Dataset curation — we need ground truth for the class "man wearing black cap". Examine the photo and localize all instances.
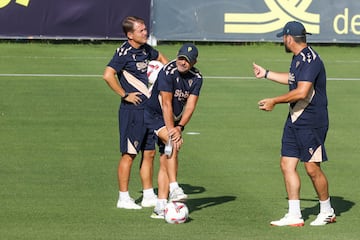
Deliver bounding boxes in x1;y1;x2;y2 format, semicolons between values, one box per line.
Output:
252;21;336;226
145;43;203;219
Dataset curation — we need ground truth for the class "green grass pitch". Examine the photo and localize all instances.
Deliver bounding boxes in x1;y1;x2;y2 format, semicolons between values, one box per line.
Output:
0;42;359;239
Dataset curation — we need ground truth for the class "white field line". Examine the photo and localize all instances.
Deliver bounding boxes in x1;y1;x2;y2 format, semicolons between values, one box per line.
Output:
0;74;103;78
0;56;107;60
0;73;359;81
1;55;360;63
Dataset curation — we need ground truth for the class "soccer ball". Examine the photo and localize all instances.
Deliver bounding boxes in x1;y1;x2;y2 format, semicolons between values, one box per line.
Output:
147;60;163;85
164;202;189;224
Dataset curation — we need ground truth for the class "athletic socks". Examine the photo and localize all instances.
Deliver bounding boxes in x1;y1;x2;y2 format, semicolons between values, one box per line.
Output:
143;188;156;198
169;182;180;192
287;198;332;217
156;199;167;210
120;189;156;201
119;191;130;201
319;197;332;213
288;199;302;217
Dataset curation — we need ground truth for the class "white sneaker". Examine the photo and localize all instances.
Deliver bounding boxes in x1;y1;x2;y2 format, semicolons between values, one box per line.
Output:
150;206;165;219
270;214;304;227
116;198;142;209
310;208;336;226
169;187;188;202
141;195;158;207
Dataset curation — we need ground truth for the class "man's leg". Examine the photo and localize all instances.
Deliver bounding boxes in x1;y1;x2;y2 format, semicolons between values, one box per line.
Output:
281;156;301;201
157;154;170;199
150;154;169;219
271;156;304;226
304;162;329;200
118;153;135;192
140;150;156;189
117;153;142;209
305;162;336;226
156;128;187;202
140;150;157;207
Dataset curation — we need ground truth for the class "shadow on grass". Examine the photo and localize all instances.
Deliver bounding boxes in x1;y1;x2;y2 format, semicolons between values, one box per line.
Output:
301;196;355;221
186;196;237;213
181;183;237;214
136;183;236;216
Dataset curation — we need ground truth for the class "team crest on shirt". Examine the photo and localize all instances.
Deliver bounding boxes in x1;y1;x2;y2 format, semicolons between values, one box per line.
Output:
306;53;313;63
188;79;193;87
176;77;180;83
296;61;300;68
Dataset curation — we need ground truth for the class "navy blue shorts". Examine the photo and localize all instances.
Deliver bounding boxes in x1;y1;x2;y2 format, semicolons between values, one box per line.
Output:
144;109;165;134
144;109;170;154
281;125;328;162
119;108;156;154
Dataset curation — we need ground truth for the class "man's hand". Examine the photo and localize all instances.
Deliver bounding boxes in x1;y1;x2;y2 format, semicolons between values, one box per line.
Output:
258;98;276;111
253;62;266;79
169;127;183;150
124;92;142;105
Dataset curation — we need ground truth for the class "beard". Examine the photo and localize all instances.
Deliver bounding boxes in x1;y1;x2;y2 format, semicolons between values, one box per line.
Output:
284;43;291;53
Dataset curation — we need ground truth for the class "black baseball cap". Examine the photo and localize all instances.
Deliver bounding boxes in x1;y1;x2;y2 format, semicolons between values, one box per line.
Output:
177;43;198;64
276;21;312;37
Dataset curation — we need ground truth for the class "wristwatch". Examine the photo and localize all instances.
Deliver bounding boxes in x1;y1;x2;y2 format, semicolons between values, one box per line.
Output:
177;124;185;131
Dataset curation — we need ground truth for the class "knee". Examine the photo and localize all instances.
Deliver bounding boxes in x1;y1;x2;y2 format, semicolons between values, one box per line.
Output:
143;150;156;161
305;163;322;179
148;151;156;159
306;169;317;179
280;161;295;175
120;154;135;164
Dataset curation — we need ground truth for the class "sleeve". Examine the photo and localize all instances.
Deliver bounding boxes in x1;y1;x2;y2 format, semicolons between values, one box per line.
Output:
107;49;125;73
297;58;321;84
144;44;159;61
189;71;203;96
157;70;173;93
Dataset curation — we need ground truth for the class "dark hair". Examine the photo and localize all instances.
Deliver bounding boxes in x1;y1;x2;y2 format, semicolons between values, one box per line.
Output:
122;16;145;36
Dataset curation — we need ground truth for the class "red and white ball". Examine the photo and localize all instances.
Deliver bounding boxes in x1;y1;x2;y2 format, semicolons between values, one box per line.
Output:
147;60;164;85
164;202;189;224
